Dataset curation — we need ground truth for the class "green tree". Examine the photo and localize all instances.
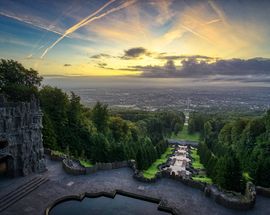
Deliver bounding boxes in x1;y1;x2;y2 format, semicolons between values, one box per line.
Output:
39;86;69;148
0;59;42;101
214;153;243;192
42;113;57;149
91;102;109;133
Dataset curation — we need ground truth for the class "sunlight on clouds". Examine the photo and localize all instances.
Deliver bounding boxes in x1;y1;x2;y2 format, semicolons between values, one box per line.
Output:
1;0;269;76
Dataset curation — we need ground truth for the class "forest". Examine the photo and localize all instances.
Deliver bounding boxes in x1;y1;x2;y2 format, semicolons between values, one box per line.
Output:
1;59;269;191
188;111;270;191
0;59;185;171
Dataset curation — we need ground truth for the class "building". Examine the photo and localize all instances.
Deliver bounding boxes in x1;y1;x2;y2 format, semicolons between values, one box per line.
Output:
0;96;46;177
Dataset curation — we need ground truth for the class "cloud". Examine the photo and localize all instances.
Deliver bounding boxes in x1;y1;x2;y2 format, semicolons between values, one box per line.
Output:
90;53;112;59
122;47;152;59
124;57;270;82
64;64;72;67
156;54;215;61
97;62;107;68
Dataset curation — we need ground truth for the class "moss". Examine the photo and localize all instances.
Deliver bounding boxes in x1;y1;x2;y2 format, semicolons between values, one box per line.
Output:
143;147;174;179
51;150;65;157
243;172;253;181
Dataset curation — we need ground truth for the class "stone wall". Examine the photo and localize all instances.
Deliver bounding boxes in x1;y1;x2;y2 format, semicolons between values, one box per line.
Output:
162;169;256;210
256;186;270;198
62;159;86;175
0;96;46;176
162;170;206;191
62;158;130;175
85;161;129;174
205;182;256;210
45;190;177;215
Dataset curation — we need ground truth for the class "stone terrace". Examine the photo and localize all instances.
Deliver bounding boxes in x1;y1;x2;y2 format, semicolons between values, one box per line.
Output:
163;145;191;179
0;157;270;215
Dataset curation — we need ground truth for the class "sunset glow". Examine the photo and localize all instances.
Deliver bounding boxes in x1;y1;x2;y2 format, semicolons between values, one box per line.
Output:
1;0;270;80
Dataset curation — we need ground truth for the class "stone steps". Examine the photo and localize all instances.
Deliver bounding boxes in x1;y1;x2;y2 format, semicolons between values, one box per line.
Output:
0;176;49;212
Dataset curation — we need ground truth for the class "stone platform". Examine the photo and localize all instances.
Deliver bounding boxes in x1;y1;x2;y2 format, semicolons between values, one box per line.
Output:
0;157;270;215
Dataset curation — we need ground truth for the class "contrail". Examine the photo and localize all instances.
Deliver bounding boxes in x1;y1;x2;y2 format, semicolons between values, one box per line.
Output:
208;0;227;25
206;19;221;25
41;0;116;58
0;11;65;36
41;0;135;58
181;24;214;45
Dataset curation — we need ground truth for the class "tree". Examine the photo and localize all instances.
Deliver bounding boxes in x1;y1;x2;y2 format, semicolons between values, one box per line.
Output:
67;92;82;125
108;116;129;142
91;133;110;162
214;153;243;192
39;86;69;148
146;117;164;143
91;102;109;133
42;113;57;149
0;59;42;101
255;157;270;187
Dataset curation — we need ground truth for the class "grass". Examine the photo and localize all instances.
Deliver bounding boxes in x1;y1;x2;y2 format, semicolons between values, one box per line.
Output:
79;159;93;168
171;125;200;142
190;148;213;184
190;148;204;169
192;176;213;184
143;147;174;179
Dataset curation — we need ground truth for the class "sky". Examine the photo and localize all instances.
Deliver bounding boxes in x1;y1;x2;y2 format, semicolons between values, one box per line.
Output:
0;0;270;85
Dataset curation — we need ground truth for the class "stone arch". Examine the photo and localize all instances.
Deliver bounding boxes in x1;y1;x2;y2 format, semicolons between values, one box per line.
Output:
0;140;8;149
0;155;15;177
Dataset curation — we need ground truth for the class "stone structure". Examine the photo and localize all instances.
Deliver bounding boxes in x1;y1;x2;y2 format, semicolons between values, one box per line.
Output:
0;96;46;177
163;145;191;179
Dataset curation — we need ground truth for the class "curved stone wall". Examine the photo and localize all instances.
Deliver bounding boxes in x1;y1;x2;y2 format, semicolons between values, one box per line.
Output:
256;186;270;198
62;158;130;175
45;190;177;215
62;159;86;175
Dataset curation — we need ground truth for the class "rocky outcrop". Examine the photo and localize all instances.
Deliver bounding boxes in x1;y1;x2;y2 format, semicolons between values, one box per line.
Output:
0;96;46;176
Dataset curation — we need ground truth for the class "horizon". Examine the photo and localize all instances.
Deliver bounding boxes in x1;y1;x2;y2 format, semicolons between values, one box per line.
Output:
0;1;270;213
0;0;270;86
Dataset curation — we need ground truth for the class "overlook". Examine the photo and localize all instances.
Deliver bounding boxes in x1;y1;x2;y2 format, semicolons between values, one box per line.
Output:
0;0;270;214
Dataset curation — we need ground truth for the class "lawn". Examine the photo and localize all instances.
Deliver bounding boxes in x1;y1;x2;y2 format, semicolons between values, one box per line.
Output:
190;148;204;169
143;147;174;179
171;125;200;142
192;176;213;184
190;148;212;184
79;159;93;168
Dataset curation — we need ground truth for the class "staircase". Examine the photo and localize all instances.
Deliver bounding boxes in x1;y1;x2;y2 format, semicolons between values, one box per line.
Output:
0;176;49;212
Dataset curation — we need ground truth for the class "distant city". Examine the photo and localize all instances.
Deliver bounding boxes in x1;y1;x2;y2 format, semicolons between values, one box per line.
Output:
63;86;270;113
